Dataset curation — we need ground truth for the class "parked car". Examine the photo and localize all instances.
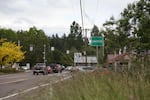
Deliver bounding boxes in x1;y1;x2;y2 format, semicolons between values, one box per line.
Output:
77;66;97;72
65;66;79;72
49;64;63;73
33;63;48;75
46;66;52;74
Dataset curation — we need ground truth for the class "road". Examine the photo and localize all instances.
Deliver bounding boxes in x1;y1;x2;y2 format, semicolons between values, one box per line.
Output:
0;71;71;100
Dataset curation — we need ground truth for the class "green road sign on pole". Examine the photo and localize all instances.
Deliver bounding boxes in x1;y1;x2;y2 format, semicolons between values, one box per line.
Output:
91;36;105;66
91;36;104;46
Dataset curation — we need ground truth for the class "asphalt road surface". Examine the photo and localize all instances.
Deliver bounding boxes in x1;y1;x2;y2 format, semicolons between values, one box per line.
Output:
0;71;71;100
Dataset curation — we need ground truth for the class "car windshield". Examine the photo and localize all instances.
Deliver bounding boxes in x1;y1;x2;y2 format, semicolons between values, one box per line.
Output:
36;63;45;66
34;63;45;69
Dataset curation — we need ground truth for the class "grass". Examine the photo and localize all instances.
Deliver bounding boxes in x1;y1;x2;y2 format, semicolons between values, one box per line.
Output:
49;71;150;100
22;69;150;100
0;72;4;75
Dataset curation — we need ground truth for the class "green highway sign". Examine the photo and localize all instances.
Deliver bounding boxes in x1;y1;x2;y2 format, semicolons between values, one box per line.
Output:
91;36;104;46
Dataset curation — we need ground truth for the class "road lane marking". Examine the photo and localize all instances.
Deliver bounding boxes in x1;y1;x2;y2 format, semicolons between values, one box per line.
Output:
0;93;19;100
21;86;39;93
0;75;72;100
0;74;30;79
0;79;28;85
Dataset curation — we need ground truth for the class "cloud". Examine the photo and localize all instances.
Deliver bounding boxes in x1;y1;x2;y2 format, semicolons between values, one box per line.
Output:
0;0;30;14
0;0;138;36
41;26;70;37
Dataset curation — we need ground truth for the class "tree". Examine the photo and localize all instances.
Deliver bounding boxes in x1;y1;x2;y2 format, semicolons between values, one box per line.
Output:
102;0;150;55
117;0;150;52
60;53;73;66
0;28;18;42
102;16;119;54
91;25;100;36
0;39;24;66
17;27;50;66
68;21;84;51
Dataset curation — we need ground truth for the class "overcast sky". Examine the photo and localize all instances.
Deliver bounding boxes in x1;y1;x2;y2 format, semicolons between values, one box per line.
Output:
0;0;138;36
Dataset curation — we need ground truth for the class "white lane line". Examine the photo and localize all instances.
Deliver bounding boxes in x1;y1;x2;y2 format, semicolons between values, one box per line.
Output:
21;86;39;93
0;93;19;100
0;75;72;100
0;74;29;80
40;83;49;87
0;79;28;85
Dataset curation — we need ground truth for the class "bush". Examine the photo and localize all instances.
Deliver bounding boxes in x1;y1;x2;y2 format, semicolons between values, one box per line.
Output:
0;68;18;73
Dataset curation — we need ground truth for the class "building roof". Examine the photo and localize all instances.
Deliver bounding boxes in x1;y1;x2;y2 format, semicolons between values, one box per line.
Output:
107;53;130;63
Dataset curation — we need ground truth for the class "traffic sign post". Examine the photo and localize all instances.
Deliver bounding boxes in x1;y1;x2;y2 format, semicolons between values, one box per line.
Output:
91;36;104;66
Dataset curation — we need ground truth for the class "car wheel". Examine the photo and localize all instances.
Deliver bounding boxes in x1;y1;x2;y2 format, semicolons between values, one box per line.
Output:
33;72;35;75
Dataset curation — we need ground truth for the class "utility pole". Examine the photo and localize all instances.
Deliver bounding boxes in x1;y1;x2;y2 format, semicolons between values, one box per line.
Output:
84;28;91;66
80;0;91;66
80;0;84;32
43;44;46;64
85;29;87;66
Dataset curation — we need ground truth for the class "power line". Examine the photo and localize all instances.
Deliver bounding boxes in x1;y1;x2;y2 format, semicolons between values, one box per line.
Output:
83;10;95;25
94;0;100;24
81;0;100;26
80;0;84;33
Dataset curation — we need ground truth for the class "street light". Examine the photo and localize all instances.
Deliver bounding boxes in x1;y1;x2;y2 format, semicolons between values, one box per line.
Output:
66;50;70;54
18;40;20;46
51;47;55;51
29;44;34;51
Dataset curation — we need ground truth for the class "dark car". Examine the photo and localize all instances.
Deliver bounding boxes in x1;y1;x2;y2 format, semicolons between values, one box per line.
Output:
49;64;63;73
33;63;48;75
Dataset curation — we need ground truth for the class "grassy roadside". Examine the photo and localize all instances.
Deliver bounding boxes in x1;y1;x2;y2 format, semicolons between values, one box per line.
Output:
50;72;150;100
23;70;150;100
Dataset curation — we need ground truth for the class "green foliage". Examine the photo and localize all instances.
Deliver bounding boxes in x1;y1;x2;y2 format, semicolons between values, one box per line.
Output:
0;24;83;66
0;68;18;73
47;21;84;65
0;28;18;42
91;25;100;36
86;46;96;55
69;21;84;51
60;53;73;66
101;0;150;56
17;27;50;65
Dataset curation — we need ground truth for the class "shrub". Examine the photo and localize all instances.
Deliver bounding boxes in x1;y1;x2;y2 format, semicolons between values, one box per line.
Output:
0;68;18;73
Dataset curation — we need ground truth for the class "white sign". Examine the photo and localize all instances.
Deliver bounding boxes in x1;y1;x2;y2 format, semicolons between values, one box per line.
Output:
51;47;55;51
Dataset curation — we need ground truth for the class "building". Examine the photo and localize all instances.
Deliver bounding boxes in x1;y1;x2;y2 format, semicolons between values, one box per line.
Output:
107;53;131;71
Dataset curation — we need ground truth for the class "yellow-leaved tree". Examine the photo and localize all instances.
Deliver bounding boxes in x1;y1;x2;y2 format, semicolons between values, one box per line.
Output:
0;39;25;66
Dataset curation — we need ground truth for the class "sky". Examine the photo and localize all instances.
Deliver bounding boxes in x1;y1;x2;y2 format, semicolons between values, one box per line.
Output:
0;0;138;36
